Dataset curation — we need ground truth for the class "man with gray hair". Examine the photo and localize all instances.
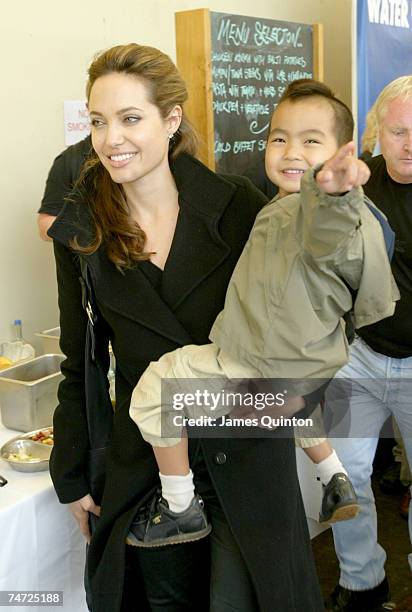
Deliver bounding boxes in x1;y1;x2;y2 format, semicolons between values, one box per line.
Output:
326;75;412;611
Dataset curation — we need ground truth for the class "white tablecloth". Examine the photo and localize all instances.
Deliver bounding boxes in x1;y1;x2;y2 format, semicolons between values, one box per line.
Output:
0;421;325;612
0;423;88;612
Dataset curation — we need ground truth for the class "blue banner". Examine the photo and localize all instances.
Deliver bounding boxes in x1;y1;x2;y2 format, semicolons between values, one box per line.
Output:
357;0;412;151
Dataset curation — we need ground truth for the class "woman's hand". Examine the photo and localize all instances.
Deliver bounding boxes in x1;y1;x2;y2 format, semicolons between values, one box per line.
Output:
69;494;101;543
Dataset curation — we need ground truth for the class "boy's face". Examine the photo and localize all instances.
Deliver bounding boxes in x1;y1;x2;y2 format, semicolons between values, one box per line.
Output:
265;97;339;198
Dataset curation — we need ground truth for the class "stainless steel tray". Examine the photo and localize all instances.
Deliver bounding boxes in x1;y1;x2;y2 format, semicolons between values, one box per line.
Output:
0;354;63;432
35;327;62;355
0;427;53;472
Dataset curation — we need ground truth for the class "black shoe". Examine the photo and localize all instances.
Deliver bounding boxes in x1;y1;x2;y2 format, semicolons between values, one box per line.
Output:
126;493;211;548
325;578;394;611
319;473;360;523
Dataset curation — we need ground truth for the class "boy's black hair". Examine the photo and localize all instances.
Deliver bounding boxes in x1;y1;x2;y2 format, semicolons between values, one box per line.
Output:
277;79;354;146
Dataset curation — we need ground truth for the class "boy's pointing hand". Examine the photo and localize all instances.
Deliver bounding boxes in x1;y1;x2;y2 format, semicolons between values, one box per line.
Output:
315;141;371;194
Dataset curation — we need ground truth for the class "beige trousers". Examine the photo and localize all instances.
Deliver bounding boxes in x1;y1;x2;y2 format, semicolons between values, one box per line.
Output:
294;404;326;448
130;344;252;447
130;343;326;448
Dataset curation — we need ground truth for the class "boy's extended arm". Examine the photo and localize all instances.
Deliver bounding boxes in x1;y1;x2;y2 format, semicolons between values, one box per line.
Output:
298;142;371;260
296;142;398;325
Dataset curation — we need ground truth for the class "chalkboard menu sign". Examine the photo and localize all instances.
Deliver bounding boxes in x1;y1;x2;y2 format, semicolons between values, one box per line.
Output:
211;12;314;175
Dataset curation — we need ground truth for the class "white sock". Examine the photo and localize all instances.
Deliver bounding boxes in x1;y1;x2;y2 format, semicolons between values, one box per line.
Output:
159;470;195;513
315;450;348;486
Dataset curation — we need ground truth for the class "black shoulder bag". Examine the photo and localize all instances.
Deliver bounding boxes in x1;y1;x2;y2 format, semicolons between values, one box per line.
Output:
78;258;114;513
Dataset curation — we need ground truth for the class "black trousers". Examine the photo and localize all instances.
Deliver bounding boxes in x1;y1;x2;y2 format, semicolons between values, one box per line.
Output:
120;447;258;612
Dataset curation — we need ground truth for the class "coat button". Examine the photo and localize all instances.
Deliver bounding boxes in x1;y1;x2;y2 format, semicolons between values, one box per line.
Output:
214;452;227;465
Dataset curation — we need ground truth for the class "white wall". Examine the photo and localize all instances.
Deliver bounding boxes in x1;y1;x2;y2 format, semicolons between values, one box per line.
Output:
0;0;352;351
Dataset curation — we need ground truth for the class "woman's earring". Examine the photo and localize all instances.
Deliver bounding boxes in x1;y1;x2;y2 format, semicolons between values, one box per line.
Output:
169;133;174;140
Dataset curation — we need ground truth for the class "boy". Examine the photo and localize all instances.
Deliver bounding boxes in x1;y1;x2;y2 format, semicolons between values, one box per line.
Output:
126;80;398;548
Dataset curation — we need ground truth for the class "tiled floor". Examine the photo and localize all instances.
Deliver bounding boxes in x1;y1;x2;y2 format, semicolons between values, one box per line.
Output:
312;478;411;611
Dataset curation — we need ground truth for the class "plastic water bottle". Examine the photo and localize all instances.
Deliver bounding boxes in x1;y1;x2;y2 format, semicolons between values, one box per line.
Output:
13;320;24;342
3;320;35;362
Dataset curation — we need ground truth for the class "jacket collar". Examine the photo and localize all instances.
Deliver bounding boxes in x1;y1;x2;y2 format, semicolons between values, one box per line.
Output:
162;155;236;310
49;154;235;247
49;154;237;344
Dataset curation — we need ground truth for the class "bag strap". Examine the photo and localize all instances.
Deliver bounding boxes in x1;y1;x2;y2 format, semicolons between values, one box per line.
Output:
78;257;97;363
77;257;113;449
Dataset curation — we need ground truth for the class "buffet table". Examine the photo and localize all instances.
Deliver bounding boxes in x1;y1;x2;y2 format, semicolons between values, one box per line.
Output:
0;421;88;612
0;418;325;612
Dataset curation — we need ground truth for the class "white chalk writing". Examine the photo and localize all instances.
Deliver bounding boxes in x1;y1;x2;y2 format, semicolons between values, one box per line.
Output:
211;12;313;171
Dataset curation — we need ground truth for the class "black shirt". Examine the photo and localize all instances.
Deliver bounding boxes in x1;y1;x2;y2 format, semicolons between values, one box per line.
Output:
242;154;278;200
39;135;92;215
358;155;412;357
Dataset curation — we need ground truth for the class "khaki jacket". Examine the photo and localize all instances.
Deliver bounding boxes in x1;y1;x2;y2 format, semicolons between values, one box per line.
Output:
210;168;399;383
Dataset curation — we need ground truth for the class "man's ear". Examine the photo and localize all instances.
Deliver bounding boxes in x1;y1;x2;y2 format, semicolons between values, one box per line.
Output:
167;105;183;135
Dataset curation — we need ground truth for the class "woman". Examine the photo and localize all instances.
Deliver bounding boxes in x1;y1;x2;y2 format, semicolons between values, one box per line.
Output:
49;43;323;611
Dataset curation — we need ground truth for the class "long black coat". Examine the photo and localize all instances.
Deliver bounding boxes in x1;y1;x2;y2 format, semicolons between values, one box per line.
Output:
49;154;323;612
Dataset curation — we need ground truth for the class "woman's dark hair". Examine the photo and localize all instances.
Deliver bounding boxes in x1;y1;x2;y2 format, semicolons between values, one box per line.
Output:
276;79;354;146
73;43;198;269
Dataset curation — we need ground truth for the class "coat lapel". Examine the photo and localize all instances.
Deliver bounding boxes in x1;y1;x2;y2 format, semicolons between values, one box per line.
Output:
49;154;236;345
91;255;194;346
161;155;235;310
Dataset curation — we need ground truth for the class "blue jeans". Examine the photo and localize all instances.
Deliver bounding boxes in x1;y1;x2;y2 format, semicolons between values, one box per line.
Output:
327;336;412;590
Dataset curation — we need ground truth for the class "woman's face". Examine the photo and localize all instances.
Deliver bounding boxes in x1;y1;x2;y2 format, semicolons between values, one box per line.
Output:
88;72;180;187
